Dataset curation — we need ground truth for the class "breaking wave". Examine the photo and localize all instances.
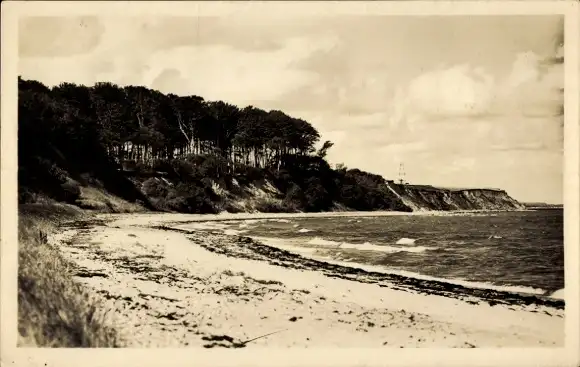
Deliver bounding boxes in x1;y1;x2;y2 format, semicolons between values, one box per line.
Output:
306;237;437;253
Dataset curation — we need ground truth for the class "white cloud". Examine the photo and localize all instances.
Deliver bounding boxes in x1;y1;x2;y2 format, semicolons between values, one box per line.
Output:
19;18;339;108
137;36;336;105
389;48;562;127
401;64;495;119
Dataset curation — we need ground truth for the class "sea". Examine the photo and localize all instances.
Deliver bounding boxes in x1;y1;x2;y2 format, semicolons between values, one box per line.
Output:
183;209;564;297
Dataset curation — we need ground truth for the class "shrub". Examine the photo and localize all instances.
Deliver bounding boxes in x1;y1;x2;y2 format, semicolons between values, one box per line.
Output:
75;199;110;211
303;178;332;212
133;161;153;175
18;188;37;204
60;179;81;203
170;159;201;182
235;165;265;183
142;178;169;198
166;183;218;214
152;159;172;173
254;198;286;213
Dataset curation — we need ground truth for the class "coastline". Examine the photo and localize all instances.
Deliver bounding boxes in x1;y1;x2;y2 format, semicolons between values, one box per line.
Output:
49;211;564;348
101;208;534;228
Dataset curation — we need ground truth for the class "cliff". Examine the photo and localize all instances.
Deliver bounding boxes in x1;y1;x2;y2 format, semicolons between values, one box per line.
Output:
18;77;526;215
385;183;525;212
179;178;525;214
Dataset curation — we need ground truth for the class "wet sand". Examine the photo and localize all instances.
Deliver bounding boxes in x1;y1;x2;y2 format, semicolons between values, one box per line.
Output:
49;212;564;348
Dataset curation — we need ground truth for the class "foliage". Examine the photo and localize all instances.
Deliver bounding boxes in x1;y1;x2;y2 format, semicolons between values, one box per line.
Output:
18;204;122;347
18;77;412;213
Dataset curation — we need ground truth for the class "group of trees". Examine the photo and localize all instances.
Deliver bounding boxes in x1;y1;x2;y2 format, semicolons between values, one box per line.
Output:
20;77;323;171
18;77;411;213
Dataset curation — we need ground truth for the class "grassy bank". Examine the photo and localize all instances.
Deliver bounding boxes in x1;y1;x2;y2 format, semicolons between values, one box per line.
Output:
18;203;122;347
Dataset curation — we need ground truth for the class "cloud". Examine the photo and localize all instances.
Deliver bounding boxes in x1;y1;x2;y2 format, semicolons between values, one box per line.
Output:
399;64;495;120
136;35;336;104
497;51;563;117
382;44;563;156
150;69;190;96
19;16;105;58
389;44;563;126
19;18;338;108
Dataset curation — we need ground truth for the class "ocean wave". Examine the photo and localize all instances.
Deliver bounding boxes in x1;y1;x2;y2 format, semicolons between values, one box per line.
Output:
269;219;291;223
307;255;550;296
250;236;320;255
298;228;313;233
252;236;552;297
306;237;437;253
395;237;418;245
185;222;229;230
307;237;339;246
224;229;248;236
383;269;550;296
243;219;263;224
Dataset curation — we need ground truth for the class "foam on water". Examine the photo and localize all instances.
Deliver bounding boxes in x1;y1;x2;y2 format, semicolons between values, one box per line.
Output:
254;236;549;296
269;219;291;223
396;238;418;245
307;237;339;246
183;222;229;231
307;237;436;253
251;236;320;255
183;211;562;298
224;229;248;236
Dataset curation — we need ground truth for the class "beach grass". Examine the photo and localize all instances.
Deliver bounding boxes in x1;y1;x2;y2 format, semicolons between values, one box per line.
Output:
17;203;122;347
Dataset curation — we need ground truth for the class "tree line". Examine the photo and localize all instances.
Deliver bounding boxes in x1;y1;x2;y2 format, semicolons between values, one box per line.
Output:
18;77;411;213
19;77;324;170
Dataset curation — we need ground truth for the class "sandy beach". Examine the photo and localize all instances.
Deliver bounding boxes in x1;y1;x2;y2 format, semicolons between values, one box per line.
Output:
49;212;564;348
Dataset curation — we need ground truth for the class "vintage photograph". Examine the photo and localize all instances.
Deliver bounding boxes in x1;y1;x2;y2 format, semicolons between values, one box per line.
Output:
3;1;576;362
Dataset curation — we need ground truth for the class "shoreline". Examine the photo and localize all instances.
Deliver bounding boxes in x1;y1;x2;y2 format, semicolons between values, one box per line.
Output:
160;226;563;310
156;210;565;301
99;208;537;228
51;212;564;348
245;235;564;300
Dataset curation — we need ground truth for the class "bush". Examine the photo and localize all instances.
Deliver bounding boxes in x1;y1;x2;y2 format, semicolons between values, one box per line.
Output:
18;188;37;204
60;179;81;203
303;178;332;212
75;199;110;211
152;159;172;173
133;161;153;175
221;201;244;213
170;159;201;182
254;198;286;213
142;178;170;198
235;165;265;183
166;183;218;214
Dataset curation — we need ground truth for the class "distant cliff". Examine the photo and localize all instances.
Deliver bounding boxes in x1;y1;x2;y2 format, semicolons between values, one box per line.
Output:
385;183;525;212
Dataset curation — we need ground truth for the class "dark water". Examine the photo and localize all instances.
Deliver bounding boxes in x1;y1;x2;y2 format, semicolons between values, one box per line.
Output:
189;210;564;295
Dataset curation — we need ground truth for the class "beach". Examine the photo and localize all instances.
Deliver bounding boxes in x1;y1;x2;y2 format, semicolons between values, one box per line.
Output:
49;212;565;348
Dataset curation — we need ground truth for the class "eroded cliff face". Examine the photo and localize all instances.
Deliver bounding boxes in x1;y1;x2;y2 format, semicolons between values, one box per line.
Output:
385;183;525;212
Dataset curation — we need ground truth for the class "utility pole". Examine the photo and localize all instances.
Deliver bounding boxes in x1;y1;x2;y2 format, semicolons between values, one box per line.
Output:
398;162;406;185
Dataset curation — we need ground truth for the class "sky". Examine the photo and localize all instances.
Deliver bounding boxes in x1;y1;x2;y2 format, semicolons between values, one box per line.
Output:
18;14;564;204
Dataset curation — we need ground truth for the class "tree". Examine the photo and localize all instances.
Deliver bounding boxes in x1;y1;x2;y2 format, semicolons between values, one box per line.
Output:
317;140;334;158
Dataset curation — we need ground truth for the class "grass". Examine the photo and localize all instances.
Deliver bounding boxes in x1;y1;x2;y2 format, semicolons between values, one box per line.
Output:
18;203;122;347
76;186;146;213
